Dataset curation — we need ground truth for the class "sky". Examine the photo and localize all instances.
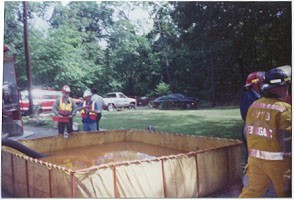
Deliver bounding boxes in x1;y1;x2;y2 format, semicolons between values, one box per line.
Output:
33;1;153;32
31;1;154;49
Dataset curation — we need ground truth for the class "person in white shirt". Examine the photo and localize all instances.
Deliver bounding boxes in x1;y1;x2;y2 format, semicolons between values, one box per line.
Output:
91;88;106;131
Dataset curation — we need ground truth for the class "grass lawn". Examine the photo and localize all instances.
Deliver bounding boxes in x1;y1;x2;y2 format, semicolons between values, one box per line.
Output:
100;106;243;139
24;106;243;140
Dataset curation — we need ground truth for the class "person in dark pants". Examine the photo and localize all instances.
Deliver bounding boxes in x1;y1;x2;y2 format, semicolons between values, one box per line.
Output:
91;88;106;131
52;85;77;138
78;90;99;132
239;65;291;198
240;71;265;164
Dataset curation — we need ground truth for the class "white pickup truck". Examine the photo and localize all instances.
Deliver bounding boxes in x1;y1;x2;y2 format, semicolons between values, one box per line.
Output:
103;92;137;111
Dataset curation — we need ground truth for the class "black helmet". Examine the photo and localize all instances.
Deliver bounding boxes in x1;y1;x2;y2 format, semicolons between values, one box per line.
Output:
262;65;291;91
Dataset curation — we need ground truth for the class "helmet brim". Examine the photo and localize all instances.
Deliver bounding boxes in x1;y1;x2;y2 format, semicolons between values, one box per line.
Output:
262;82;289;91
244;83;253;88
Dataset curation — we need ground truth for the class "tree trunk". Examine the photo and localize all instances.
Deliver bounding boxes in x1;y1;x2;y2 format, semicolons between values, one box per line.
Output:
210;51;216;107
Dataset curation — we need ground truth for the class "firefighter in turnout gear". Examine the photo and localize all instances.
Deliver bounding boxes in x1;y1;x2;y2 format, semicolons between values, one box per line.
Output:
240;71;265;164
52;85;77;138
78;90;99;132
239;65;291;197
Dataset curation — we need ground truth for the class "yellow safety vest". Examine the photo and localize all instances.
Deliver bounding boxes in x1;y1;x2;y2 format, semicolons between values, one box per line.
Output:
245;97;291;160
80;101;96;120
59;97;73;112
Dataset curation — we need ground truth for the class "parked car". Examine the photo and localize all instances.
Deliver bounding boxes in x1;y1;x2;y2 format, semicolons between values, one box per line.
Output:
103;92;137;111
19;89;82;115
130;96;155;106
150;93;199;110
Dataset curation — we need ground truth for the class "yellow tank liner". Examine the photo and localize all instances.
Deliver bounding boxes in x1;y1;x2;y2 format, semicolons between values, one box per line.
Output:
1;129;243;198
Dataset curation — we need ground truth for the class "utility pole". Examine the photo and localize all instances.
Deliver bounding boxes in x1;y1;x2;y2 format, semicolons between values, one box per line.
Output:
23;1;33;115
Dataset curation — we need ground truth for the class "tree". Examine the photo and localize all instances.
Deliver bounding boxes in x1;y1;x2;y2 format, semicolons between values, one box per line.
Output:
105;2;162;96
169;1;291;104
4;1;291;105
47;1;113;94
153;82;171;96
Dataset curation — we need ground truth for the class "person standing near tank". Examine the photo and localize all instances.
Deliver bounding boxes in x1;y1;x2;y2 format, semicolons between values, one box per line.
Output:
240;71;265;164
91;88;106;131
239;65;291;197
52;85;77;139
78;90;99;132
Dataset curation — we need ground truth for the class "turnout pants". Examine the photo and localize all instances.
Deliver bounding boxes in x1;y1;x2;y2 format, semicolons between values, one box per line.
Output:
239;157;291;198
241;123;248;164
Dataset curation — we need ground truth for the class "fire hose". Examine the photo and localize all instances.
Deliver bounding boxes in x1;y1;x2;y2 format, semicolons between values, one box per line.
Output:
2;138;47;158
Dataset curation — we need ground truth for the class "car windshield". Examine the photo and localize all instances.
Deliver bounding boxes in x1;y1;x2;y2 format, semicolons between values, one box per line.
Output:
42;90;61;99
106;93;116;98
20;91;38;100
21;92;28;100
20;90;61;100
119;94;126;98
169;93;185;99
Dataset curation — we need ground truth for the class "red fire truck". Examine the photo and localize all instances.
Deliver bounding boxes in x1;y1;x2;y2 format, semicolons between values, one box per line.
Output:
2;48;24;137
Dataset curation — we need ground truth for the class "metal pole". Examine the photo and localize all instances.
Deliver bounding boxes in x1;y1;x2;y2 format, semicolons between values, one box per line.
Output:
23;1;33;115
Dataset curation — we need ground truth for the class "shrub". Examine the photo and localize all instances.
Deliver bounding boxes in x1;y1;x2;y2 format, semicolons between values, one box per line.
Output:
154;82;171;96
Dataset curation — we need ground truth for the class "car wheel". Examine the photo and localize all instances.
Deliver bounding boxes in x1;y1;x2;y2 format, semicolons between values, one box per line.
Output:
129;104;136;110
107;104;116;112
158;103;163;110
185;103;192;109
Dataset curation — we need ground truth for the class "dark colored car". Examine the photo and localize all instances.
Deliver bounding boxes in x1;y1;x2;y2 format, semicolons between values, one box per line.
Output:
150;93;199;109
136;96;155;106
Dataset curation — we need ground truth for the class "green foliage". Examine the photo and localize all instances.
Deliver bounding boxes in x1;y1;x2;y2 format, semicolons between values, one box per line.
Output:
25;107;242;139
170;1;291;104
100;107;243;139
153;82;171;96
4;1;291;105
4;2;26;86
